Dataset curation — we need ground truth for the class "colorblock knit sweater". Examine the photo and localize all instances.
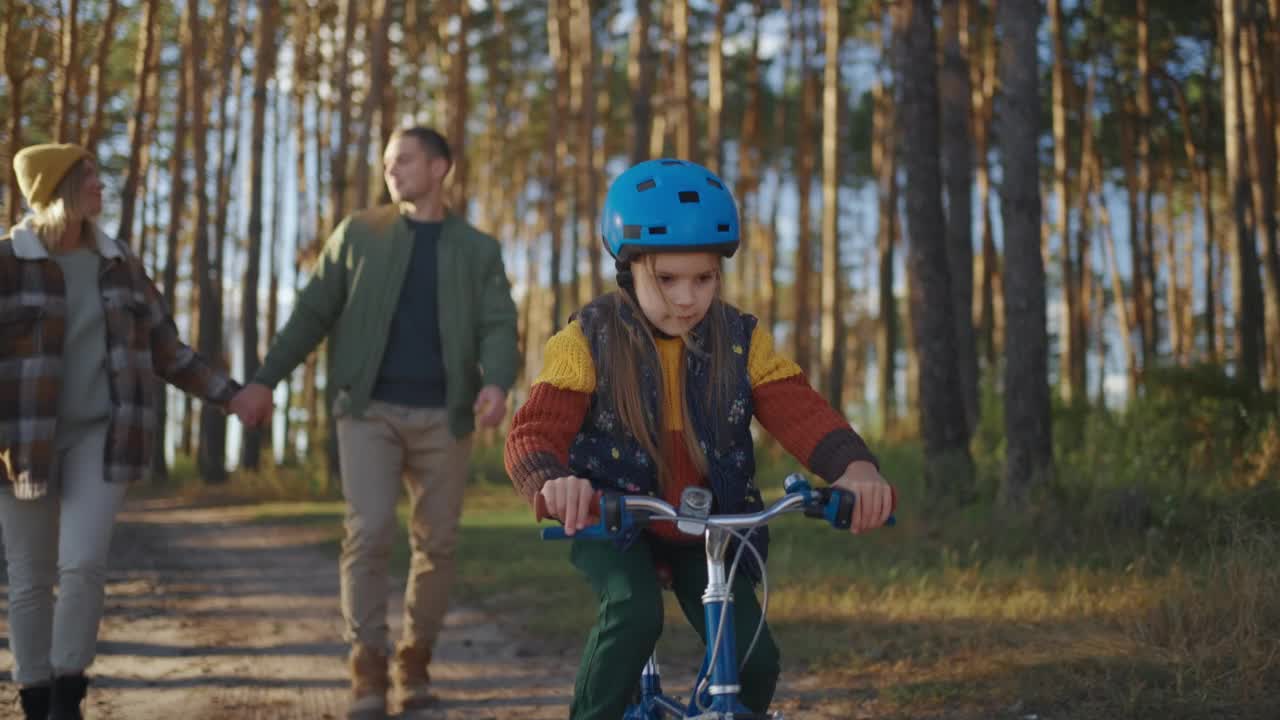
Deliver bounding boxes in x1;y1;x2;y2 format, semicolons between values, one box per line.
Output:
505;302;878;545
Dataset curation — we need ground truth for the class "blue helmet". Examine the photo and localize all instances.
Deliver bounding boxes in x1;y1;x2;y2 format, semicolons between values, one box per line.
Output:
600;158;740;262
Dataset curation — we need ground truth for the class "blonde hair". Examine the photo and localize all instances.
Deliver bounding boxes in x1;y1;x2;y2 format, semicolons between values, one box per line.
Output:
30;158;97;249
604;254;733;491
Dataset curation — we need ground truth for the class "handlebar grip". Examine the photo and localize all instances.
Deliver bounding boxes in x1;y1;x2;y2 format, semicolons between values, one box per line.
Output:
827;487;856;530
540;523;611;540
541;491;629;541
826;487;898;530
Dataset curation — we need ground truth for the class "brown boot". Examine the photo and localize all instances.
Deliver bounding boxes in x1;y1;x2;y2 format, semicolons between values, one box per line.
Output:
392;641;438;713
346;644;390;720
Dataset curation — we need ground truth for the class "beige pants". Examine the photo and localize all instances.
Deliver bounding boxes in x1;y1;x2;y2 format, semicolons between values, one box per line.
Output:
0;422;127;686
337;400;473;656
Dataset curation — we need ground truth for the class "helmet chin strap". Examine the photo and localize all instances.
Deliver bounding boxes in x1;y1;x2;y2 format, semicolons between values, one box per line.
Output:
615;257;636;296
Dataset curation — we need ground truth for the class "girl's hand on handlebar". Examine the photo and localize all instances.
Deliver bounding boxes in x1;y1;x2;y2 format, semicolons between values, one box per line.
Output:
833;461;895;534
538;476;598;536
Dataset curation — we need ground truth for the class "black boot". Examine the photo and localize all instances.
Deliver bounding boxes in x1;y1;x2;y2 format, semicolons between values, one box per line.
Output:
18;684;51;720
49;674;89;720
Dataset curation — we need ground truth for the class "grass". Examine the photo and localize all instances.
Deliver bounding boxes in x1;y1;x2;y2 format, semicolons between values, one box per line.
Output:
232;472;1279;719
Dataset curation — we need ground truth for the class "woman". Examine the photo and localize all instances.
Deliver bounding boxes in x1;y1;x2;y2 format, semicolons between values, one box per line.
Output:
1;143;259;719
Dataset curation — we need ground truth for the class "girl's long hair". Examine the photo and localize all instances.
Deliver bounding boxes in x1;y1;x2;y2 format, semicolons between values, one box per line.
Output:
600;254;737;491
30;158;97;250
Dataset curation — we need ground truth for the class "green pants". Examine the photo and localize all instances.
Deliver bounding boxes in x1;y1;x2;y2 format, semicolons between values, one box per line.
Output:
568;536;781;720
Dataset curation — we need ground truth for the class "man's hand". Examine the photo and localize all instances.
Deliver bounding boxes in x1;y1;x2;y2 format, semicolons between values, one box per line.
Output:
229;383;274;427
473;385;507;428
832;460;895;534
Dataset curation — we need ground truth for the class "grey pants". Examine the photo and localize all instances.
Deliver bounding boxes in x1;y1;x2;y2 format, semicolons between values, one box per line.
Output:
0;423;127;686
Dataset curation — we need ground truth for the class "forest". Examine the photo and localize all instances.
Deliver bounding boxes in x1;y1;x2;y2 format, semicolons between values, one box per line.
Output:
3;0;1279;716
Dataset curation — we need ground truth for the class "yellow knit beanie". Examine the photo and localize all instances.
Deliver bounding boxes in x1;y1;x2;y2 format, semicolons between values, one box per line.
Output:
13;143;92;209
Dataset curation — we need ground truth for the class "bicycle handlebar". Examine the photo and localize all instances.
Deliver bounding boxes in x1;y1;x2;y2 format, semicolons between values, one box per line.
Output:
540;473;896;540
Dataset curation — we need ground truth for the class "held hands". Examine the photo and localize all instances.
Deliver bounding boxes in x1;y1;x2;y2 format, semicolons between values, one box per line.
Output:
832;460;896;534
228;383;274;428
538;476;598;536
473;385;507;428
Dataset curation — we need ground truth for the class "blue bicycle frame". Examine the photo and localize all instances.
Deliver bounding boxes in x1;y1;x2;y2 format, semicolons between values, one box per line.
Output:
542;473;895;719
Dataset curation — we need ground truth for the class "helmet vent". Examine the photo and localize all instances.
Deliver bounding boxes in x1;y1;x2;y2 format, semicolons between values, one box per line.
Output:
706;178;724;189
623;225;643;239
636;179;657;192
648;226;668;235
678;191;700;204
660;160;684;166
717;224;731;232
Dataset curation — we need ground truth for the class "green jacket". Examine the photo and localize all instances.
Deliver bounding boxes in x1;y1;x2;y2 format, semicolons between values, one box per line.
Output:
254;205;518;438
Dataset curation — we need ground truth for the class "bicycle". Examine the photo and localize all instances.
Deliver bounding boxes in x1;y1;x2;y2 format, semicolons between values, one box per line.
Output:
541;472;896;719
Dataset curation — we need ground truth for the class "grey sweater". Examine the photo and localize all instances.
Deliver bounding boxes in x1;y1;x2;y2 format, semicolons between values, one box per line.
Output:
53;249;111;450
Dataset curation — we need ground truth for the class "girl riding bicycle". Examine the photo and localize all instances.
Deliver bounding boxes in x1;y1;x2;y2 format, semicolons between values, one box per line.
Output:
504;158;894;719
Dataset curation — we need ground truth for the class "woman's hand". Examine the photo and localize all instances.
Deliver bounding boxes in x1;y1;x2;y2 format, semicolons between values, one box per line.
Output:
832;461;895;534
538;476;599;535
229;383;273;427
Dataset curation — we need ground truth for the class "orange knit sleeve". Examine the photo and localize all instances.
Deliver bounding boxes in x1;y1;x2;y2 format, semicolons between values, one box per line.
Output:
748;325;878;483
504;322;594;507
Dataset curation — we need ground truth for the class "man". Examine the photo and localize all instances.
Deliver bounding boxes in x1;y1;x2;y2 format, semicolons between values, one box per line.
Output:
237;127;518;719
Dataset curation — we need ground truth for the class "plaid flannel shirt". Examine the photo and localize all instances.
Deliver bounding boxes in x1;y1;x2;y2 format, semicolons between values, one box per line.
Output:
0;218;240;500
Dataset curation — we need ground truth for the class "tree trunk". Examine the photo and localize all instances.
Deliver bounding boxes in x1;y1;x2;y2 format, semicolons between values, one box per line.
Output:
447;0;471;211
377;3;399;187
574;0;601;298
137;160;153;263
329;0;358;232
292;1;313;256
5;4;38;226
115;0;160;250
241;0;279;469
708;0;727;174
267;83;287;463
673;0;695;162
83;0;120;152
628;0;655;164
55;0;80;143
1163;68;1214;365
648;2;673;159
1099;196;1137;398
819;0;844;408
547;0;568;329
1223;0;1264;390
873;0;899;432
941;0;978;429
896;0;974;498
1074;8;1099;399
1159;166;1182;363
1241;10;1280;383
352;0;392;210
972;0;999;370
1119;112;1148;383
761;3;799;338
1049;0;1078;402
1200;34;1220;363
734;0;766;307
187;0;226;484
996;0;1051;507
1136;0;1159;363
156;10;192;481
793;5;816;377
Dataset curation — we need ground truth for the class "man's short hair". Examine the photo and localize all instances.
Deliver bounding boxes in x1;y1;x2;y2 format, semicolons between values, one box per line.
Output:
392;127;452;170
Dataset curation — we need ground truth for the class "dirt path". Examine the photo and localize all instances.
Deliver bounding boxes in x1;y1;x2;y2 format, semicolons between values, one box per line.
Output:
2;498;877;719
